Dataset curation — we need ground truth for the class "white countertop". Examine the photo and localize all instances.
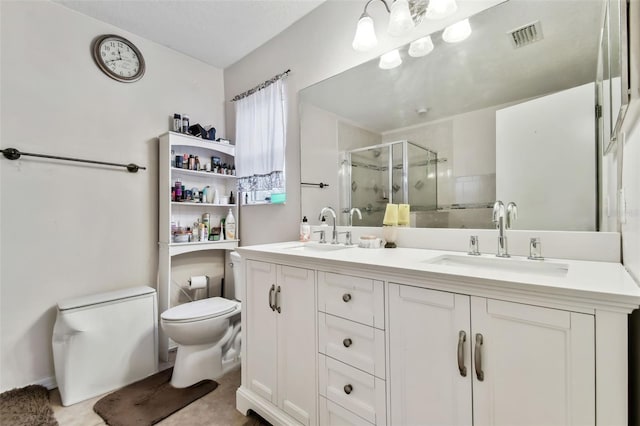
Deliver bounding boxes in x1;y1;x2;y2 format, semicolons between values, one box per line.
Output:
237;241;640;313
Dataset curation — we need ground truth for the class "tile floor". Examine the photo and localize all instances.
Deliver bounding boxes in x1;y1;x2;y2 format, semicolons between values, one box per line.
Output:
49;355;267;426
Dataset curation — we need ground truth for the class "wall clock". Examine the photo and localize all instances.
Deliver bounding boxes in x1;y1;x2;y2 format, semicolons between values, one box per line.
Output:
92;34;145;83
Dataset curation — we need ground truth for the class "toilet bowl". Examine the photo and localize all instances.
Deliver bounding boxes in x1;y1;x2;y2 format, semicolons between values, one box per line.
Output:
160;251;243;388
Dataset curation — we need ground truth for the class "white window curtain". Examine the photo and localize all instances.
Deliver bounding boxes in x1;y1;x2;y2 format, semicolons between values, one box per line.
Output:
235;78;287;197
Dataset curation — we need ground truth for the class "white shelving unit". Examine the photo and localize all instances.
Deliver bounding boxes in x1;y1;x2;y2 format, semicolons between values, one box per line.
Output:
157;131;239;361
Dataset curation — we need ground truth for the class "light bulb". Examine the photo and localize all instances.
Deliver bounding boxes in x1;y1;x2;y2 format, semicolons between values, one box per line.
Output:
379;49;402;69
408;36;434;57
352;15;378;51
388;0;415;37
442;18;471;43
425;0;458;19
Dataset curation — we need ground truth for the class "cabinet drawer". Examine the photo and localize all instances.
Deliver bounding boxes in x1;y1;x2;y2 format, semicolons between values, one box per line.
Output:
319;396;374;426
318;272;384;329
318;313;385;378
319;354;386;425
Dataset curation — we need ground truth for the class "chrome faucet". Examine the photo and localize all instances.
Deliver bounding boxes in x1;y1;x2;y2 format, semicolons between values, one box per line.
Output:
492;201;517;257
349;208;362;226
342;208;363;245
319;207;338;244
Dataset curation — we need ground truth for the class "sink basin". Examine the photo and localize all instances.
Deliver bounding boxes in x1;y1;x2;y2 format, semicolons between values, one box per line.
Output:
285;242;354;252
425;254;569;276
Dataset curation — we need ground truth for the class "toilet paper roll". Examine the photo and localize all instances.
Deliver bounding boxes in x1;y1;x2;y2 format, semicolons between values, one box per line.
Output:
189;276;208;290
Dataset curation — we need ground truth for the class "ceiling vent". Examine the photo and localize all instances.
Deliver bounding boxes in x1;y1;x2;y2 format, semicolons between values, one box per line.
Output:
508;21;543;48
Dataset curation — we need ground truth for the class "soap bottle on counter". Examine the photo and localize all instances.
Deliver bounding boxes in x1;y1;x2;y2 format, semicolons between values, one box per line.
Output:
300;216;311;241
225;209;236;240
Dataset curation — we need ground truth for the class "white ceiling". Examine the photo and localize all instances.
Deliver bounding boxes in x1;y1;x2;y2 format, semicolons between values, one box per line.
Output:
300;0;604;132
54;0;325;69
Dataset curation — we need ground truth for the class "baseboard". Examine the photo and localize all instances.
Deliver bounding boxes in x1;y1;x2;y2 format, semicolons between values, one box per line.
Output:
236;386;300;426
33;375;57;390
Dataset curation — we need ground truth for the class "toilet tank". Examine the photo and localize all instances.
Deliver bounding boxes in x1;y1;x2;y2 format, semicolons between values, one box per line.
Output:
230;251;243;302
52;286;158;406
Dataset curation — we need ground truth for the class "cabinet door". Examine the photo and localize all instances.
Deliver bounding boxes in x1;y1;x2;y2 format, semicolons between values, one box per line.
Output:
245;260;278;404
471;297;595;426
277;265;317;426
389;284;472;426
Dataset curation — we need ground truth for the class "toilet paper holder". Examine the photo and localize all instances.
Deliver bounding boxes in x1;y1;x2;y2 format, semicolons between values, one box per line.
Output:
188;275;210;298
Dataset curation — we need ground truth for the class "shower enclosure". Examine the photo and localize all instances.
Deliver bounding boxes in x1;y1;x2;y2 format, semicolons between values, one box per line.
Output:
340;140;437;226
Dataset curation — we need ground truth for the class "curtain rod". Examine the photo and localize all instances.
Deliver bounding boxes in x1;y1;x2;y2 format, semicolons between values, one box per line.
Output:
231;69;290;102
1;147;146;173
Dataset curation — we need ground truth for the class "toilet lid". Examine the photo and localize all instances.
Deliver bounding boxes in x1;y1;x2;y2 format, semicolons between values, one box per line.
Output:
161;297;238;322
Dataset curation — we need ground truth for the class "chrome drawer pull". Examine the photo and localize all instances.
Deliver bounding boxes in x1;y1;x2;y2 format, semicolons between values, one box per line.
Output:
268;285;275;311
343;338;353;348
475;333;484;381
344;384;353;395
457;330;467;377
342;293;352;302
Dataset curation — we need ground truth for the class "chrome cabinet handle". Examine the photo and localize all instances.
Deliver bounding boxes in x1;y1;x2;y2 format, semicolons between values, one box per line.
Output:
276;286;282;313
344;384;353;394
342;293;352;302
268;285;275;311
457;330;467;377
343;338;353;348
475;333;484;381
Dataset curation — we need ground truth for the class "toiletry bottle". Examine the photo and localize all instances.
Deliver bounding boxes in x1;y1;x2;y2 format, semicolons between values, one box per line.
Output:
300;216;311;241
320;216;328;227
182;115;190;133
229;191;235;204
199;223;206;241
225;209;236;240
220;218;226;241
173;113;181;132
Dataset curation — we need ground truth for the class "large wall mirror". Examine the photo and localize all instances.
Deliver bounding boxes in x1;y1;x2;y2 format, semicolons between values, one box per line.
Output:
299;0;629;231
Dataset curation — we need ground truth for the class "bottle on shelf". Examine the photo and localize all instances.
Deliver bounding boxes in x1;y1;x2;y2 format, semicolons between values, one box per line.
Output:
229;191;235;205
173;114;181;132
225;209;236;240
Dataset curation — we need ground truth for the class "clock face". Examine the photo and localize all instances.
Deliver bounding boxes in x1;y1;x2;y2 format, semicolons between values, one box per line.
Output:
93;35;145;82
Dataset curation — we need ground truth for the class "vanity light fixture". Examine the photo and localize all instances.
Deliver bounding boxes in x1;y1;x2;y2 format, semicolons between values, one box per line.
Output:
442;18;472;43
408;35;434;57
352;0;431;52
388;0;415;36
379;49;403;69
352;14;379;51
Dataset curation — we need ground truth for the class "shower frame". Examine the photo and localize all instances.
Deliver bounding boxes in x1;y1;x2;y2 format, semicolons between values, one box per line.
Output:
346;140;437;217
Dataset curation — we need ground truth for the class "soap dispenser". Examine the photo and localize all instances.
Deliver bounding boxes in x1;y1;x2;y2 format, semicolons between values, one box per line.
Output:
300;216;311;241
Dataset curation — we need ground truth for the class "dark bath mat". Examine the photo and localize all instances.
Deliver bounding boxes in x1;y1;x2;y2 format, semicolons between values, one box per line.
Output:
0;384;58;426
94;367;218;426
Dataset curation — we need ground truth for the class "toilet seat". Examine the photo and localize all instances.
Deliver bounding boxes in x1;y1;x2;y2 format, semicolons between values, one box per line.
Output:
161;297;239;323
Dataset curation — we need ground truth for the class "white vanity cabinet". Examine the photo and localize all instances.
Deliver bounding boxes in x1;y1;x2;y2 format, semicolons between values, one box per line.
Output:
389;283;595;426
236;244;639;426
241;260;317;426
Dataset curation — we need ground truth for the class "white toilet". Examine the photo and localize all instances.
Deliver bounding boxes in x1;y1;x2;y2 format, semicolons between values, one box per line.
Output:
160;251;243;388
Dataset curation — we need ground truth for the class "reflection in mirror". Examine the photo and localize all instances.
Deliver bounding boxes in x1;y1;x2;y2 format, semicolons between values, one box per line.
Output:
300;0;607;231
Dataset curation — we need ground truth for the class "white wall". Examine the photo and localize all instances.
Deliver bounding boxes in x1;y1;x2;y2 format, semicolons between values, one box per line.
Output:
0;1;225;390
224;0;504;246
